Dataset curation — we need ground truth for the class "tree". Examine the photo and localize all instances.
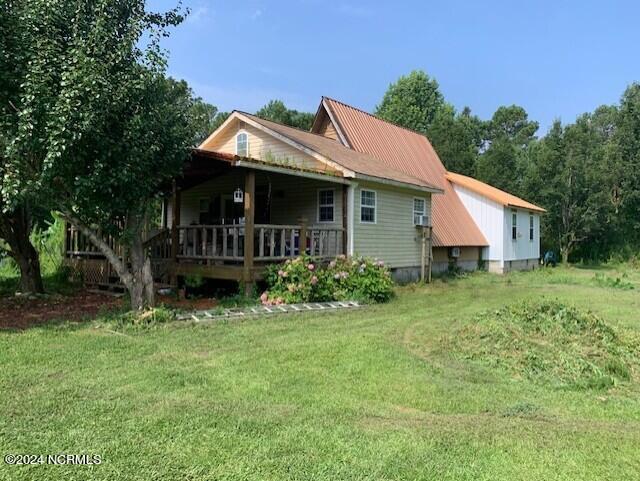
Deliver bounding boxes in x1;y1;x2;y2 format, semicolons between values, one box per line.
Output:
0;0;46;293
375;70;446;134
256;100;314;130
427;105;486;176
609;84;640;249
476;105;538;194
2;0;197;309
190;98;231;144
526;115;612;263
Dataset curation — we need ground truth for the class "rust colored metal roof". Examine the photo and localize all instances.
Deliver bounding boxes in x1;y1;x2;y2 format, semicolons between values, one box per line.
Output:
446;172;546;213
239;112;442;193
318;97;488;247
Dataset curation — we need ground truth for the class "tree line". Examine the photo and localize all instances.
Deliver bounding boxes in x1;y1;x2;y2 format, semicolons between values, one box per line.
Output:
372;70;640;264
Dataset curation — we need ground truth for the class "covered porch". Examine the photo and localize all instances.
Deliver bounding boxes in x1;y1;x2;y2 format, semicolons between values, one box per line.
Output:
64;151;349;292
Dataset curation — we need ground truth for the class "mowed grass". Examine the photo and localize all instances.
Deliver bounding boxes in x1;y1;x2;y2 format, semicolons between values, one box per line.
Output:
1;266;640;480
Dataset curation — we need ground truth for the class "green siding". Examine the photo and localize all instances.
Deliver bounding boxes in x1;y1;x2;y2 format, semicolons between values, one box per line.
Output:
353;182;432;268
175;171;343;228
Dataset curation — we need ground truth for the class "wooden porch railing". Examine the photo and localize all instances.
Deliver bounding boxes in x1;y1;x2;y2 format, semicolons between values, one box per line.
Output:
173;224;344;262
65;223;345;263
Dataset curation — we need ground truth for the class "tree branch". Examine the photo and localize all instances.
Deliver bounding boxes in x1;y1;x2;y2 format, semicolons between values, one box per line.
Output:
58;209;132;287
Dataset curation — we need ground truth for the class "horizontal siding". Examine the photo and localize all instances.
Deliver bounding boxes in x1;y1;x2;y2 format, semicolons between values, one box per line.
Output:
168;170;343;229
317;116;339;140
353;182;432;268
204;118;338;173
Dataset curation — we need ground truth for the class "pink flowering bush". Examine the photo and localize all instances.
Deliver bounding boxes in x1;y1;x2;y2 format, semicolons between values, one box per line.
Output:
262;254;394;305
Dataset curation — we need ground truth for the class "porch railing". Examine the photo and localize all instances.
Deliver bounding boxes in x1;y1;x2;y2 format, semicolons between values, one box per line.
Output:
173;224;344;262
66;223;345;263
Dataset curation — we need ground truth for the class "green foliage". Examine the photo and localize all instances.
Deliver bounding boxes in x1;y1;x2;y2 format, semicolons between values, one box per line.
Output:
428;105;486;176
445;300;640;390
592;272;634;290
256;100;314;130
375;70;446;134
105;306;176;330
262;255;394;304
476;105;539;194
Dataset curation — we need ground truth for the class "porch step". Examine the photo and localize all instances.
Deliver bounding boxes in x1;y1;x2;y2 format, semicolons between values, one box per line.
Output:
175;301;361;322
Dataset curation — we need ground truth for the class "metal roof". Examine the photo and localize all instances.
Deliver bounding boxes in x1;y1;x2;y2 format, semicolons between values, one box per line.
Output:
446;172;546;213
239;112;443;193
317;97;488;247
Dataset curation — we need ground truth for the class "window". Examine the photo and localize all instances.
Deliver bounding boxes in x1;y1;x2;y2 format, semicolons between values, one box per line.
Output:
318;189;335;223
413;198;426;225
199;198;210;224
511;210;517;240
236;132;248;157
529;214;534;241
360;190;376;223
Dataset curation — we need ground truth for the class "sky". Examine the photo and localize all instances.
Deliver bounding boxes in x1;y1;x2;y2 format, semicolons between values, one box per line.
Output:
149;0;640;134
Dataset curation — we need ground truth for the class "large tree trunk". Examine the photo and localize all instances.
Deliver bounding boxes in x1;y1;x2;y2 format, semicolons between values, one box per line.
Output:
61;209;155;310
0;205;44;294
127;229;155;310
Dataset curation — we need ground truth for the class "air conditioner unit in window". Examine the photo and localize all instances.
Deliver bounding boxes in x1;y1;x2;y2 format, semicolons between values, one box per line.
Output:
415;215;430;227
450;247;461;258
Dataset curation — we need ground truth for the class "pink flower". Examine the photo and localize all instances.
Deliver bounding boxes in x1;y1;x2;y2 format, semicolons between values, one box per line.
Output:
310;275;318;285
278;270;285;277
260;292;268;302
376;260;385;267
307;263;315;271
329;261;336;268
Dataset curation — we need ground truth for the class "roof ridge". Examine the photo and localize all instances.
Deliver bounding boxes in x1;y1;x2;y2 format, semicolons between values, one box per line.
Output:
321;96;436;141
240;111;327;138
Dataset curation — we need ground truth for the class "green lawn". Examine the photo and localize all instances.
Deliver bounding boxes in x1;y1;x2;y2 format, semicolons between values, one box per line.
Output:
1;266;640;480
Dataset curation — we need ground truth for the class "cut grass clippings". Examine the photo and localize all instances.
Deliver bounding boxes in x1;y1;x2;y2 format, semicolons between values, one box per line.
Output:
444;299;640;390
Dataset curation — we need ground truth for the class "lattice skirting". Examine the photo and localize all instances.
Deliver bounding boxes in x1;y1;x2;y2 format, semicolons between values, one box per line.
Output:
64;258;113;286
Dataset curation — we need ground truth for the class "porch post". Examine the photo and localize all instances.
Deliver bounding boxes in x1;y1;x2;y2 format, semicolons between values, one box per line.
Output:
243;170;256;296
342;184;348;255
170;180;181;286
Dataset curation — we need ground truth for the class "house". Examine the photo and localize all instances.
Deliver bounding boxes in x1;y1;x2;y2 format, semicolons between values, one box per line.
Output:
446;172;545;273
63;97;543;291
311;97;545;274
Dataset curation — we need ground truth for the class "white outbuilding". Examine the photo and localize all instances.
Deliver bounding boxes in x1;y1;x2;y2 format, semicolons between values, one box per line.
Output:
446;172;546;273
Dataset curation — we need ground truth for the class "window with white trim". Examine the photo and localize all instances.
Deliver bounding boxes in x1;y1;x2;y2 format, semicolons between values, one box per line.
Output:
511;209;517;240
529;214;534;241
360;190;376;223
236;132;248;157
413;198;426;225
318;189;335;223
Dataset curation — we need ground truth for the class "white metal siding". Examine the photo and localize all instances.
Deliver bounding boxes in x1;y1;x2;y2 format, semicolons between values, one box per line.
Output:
453;184;504;263
503;209;540;261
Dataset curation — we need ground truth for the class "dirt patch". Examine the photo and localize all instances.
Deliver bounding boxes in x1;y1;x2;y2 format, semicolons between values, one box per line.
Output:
158;296;218;311
0;290;123;330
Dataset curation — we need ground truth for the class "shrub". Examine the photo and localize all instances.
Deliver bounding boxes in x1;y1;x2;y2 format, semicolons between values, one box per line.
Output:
262;255;394;305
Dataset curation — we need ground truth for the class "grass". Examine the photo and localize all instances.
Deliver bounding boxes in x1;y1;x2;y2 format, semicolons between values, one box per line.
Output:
1;265;640;480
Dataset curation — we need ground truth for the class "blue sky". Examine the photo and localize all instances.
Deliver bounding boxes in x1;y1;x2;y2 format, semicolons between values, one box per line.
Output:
149;0;640;134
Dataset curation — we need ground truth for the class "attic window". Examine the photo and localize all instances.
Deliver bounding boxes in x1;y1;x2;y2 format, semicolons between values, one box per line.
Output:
236;132;248;157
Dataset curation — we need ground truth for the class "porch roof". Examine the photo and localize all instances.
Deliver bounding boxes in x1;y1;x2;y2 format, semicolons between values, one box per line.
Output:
197;112;444;194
